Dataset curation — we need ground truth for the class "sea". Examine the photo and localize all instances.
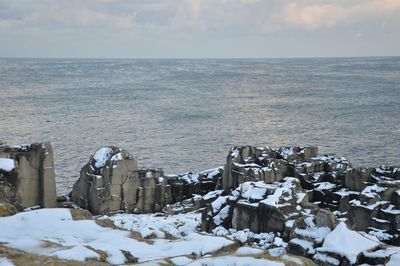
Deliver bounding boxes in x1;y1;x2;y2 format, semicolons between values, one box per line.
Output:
1;57;399;194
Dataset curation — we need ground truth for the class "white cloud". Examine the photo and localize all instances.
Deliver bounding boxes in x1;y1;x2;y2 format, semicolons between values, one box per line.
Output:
0;0;399;57
1;0;399;33
262;0;400;32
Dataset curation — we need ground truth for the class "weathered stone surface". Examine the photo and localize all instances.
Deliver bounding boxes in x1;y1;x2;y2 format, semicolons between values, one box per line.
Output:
71;147;147;214
204;144;400;257
71;147;222;215
315;209;338;230
345;168;372;192
232;201;260;232
0;202;17;217
287;238;315;257
0;143;57;210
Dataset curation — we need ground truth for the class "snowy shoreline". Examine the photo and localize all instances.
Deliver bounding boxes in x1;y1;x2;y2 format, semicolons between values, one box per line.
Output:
1;143;400;265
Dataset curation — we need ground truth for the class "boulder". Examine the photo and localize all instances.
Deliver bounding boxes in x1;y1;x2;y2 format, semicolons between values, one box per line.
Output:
345;168;373;192
70;147;141;214
348;200;387;231
0;143;57;210
315;209;338;230
0;202;17;217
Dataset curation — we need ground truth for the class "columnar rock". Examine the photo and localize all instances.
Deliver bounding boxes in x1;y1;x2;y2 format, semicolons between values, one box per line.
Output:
205;145;400;259
71;147;140;214
0;142;57;210
70;147;223;215
222;146;318;190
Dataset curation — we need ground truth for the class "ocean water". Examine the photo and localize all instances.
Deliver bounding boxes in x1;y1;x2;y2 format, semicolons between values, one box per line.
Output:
1;57;399;194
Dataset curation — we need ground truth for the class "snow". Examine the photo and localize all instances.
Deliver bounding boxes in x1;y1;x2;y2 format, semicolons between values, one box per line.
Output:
213;205;230;225
53;245;100;261
361;184;386;198
110;152;122;161
203;190;223;201
381;204;400;214
317;222;380;264
313;253;340;265
281;254;304;265
285;220;295;228
294;226;331;243
0;209;234;264
229;230;248;243
107;211;201;239
289;238;315;254
136;259;168;265
273;237;287;247
314;182;337;191
368;228;393;241
240;182;269;200
203;168;222;180
235;247;264;256
296;192;306;204
170;256;193;265
334;188;359;197
211;195;236;213
220;228;274;248
212;226;229;236
93;147;114;168
268;247;286;257
260;178;296;207
0;257;14;266
186;255;285;266
363;246;400;258
0;158;15;172
387;252;400;266
350;199;388;210
280;147;294;159
181;173;200;184
372;217;390;223
233;162;261;168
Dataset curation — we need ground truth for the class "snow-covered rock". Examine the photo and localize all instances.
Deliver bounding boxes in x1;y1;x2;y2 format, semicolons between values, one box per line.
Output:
316;222;380;264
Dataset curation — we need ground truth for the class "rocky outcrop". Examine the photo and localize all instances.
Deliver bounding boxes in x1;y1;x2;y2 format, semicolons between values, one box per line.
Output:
222;146;318;190
0;143;57;210
203;145;400;264
70;147;222;215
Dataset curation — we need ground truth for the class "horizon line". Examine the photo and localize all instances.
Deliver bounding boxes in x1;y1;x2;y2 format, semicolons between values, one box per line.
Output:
1;55;400;60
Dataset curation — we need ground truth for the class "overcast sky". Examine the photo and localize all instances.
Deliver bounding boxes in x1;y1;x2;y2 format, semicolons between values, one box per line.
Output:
0;0;399;58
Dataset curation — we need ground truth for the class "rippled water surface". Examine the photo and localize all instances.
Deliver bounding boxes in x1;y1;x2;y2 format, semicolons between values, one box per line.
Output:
1;57;399;194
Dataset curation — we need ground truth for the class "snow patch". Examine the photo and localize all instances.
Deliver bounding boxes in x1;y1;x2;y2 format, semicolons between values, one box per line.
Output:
187;255;285;266
0;158;15;172
0;209;234;264
317;222;380;264
93;147;114;168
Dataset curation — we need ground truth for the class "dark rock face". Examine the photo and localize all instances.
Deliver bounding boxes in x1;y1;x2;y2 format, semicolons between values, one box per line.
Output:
70;147;223;215
0;143;57;210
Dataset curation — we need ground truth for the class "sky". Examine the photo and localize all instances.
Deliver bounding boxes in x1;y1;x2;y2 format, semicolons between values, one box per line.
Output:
0;0;399;58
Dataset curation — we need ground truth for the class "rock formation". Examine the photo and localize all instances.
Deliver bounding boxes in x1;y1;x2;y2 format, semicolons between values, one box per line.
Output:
70;147;222;215
203;145;400;265
0;143;57;210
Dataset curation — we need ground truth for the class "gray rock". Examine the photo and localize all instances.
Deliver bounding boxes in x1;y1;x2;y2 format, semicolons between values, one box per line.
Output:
0;202;17;217
315;209;338;230
71;146;220;215
0;142;57;210
345;168;372;192
70;147;140;214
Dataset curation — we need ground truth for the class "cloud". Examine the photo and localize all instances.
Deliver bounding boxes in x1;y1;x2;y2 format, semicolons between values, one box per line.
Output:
263;0;400;32
1;0;399;34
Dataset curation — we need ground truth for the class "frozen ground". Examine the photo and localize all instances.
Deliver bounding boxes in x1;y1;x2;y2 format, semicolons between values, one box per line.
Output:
1;208;400;265
0;209;234;265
